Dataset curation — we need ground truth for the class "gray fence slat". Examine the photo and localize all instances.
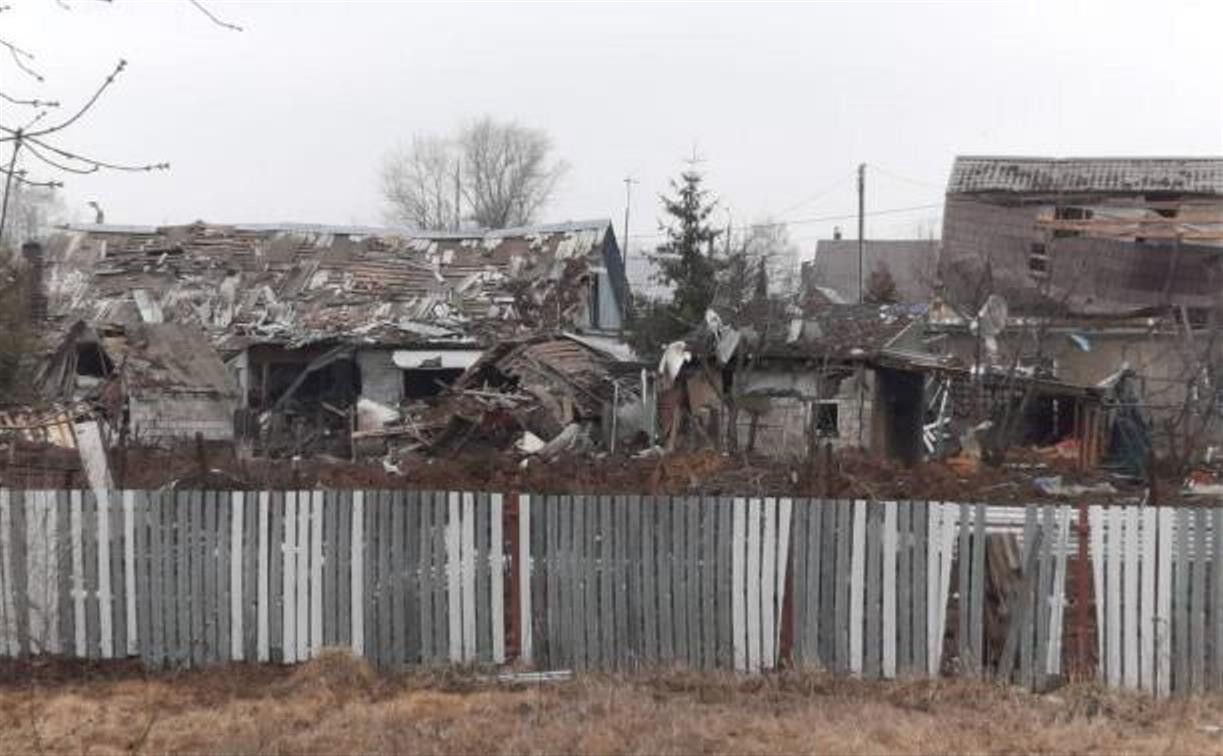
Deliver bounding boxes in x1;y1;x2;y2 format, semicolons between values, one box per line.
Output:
1212;506;1223;691
173;492;188;666
56;492;72;657
614;495;630;670
670;497;687;665
389;491;405;667
833;500;850;672
190;491;206;666
269;491;285;663
202;492;217;664
243;492;259;661
657;497;674;662
84;492;99;659
111;494;126;658
626;495;642;667
531;493;548;668
913;501;928;676
642;497;658;664
819;502;836;666
1192;508;1207;692
971;502;986;674
476;492;491;663
135;492;152;664
699;496;716;671
1019;506;1037;687
546;496;561;668
805;500;823;667
1034;506;1054;689
716;497;732;669
957;502;971;673
406;491;422;665
686;496;702;668
432;493;448;661
9;493;29;657
599;496;615;669
865;502;881;679
418;491;434;663
218;493;232;665
584;496;599;669
150;491;167;667
791;503;808;666
897;502;912;675
1175;508;1190;692
337;491;352;651
379;492;395;668
566;496;582;669
322;491;336;648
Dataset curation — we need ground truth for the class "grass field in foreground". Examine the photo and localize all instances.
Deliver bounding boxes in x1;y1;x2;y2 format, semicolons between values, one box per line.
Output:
1;653;1222;754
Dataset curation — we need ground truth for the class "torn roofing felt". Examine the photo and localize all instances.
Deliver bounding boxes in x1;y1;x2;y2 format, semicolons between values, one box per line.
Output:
40;219;628;350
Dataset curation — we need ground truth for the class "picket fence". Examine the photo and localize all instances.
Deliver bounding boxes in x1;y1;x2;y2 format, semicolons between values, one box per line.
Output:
2;488;1219;696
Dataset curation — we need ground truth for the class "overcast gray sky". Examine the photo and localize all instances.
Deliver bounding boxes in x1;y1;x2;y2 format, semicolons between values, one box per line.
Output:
8;0;1222;261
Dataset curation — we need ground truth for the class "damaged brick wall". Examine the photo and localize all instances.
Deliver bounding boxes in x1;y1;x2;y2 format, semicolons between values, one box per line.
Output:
356;349;404;408
129;393;236;443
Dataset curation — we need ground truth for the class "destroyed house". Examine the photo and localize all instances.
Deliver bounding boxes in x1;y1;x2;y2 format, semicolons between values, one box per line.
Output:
941;156;1223;317
35;321;240;444
669;303;941;464
38;219;631;456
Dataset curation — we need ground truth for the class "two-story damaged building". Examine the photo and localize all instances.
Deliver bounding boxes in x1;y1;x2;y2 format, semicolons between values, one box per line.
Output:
941;156;1223;316
38;219;631;455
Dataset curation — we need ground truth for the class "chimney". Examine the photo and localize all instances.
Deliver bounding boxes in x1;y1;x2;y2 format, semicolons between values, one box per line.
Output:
833;226;843;241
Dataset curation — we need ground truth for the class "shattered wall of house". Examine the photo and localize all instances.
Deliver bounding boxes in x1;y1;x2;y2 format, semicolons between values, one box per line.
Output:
356;349;404;408
129;393;236;442
731;366;873;456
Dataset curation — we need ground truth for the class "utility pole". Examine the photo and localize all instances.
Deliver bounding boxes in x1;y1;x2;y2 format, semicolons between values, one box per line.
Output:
857;162;866;304
453;159;462;232
622;176;637;268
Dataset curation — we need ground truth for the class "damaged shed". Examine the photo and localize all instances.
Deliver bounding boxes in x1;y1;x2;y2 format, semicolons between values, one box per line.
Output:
36;320;240;444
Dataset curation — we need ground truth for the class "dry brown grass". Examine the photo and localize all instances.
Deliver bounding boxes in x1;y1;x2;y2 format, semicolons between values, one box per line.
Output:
1;651;1222;754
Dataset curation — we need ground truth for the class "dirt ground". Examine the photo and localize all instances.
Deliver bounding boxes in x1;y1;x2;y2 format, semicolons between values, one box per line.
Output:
1;654;1221;755
3;440;1154;506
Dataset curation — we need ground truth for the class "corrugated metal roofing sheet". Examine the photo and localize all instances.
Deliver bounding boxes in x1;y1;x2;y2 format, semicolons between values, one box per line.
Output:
948;156;1223;196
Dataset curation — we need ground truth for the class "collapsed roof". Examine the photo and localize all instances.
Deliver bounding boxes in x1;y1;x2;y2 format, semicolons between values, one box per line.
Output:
948;156;1223;197
40;219;629;350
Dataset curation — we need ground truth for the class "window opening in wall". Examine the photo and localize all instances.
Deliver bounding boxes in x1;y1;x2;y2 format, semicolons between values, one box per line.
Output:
1028;242;1050;278
1053;206;1092;238
814;401;839;437
75;343;113;377
403;368;464;399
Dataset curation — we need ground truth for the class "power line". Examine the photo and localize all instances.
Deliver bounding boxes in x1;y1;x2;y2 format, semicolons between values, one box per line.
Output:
773;168;858;216
631;200;944;238
870;163;946;191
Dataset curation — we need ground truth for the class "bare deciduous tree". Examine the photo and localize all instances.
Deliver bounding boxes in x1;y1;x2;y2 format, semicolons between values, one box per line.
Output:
459;116;567;229
380;135;460;231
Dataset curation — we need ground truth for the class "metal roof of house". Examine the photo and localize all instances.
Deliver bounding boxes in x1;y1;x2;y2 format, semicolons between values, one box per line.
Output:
42;219;626;350
807;239;940;305
947;156;1223;196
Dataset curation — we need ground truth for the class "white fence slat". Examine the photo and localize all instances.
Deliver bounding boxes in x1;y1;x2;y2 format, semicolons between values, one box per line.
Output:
310;491;323;658
1122;506;1139;689
350;491;364;658
518;495;532;664
231;492;245;662
849;500;866;676
70;491;86;658
447;492;462;663
882;501;897;679
1106;507;1123;686
936;502;957;672
282;492;297;664
731;497;746;672
123;491;138;657
295;492;310;662
774;498;792;659
257;491;270;662
1139;506;1156;694
491;494;505;664
462;492;477;662
1046;505;1070;677
1089;505;1105;671
761;498;776;669
746;497;762;673
97;491;113;659
925;502;941;675
1155;507;1173;698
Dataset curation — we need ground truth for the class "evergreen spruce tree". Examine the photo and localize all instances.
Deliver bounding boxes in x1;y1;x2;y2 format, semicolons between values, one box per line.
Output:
650;168;724;339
